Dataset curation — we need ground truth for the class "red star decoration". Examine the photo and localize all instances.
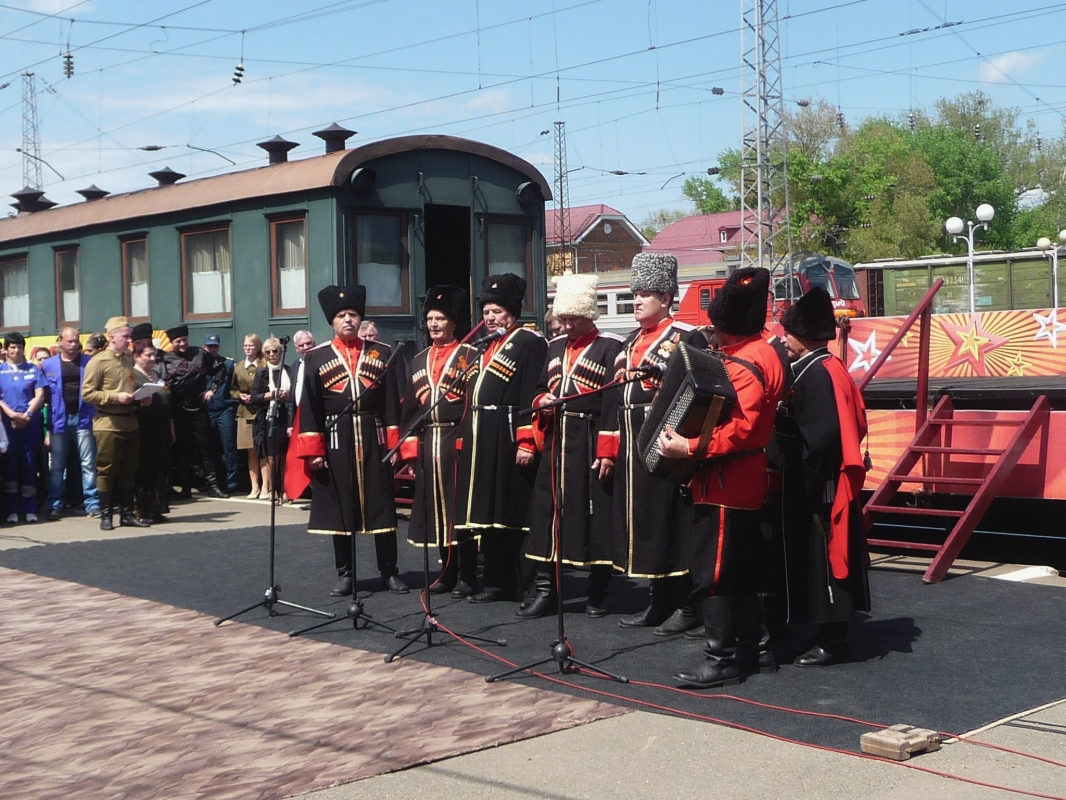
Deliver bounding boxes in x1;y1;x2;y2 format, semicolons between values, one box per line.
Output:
939;314;1010;376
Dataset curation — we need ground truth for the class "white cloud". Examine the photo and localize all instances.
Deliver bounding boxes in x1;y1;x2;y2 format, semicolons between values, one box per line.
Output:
979;51;1044;83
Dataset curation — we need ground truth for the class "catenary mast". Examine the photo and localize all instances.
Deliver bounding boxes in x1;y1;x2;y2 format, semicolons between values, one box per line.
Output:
739;0;793;314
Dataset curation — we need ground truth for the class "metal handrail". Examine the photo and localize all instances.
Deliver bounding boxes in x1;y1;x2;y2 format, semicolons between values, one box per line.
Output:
857;278;943;430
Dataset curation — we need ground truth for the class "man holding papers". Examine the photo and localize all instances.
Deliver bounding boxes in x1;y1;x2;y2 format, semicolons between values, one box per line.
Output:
81;316;148;531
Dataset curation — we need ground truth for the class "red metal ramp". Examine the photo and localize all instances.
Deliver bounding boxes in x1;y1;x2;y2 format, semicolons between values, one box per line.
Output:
863;394;1051;583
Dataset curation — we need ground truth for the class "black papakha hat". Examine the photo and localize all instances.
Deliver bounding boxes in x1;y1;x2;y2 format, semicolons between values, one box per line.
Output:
318;285;366;321
707;267;770;336
130;322;154;342
423;284;470;335
479;273;526;318
780;286;838;342
165;324;189;341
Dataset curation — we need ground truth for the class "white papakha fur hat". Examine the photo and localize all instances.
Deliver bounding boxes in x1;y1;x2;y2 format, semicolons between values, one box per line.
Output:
551;272;600;320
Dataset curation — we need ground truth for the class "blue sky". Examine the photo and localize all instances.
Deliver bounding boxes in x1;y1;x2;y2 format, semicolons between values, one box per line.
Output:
1;0;1064;224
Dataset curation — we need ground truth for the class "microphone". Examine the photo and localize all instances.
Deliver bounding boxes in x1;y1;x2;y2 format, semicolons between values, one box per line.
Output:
278;335;291;346
471;327;508;347
633;363;665;378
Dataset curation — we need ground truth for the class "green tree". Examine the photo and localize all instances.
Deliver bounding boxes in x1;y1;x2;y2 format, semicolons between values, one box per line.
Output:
639;208;690;241
681;176;739;214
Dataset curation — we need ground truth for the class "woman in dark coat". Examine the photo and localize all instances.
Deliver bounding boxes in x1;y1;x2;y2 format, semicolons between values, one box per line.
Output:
250;336;291;503
132;342;173;523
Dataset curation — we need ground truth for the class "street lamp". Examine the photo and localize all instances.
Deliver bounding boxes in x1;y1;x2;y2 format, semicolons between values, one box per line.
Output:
1036;229;1066;311
945;203;994;314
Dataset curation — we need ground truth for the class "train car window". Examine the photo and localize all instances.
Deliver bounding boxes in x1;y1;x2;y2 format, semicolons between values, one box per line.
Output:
804;263;837;298
699;288;711;308
831;262;861;300
486;218;532;310
122;238;149;321
773;277;802;301
616;291;634;315
271;217;308;315
55;247;80;326
181;226;232;318
356;213;407;313
0;256;30;330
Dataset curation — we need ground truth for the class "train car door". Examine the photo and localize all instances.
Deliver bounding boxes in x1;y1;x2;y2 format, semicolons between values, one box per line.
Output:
423;203;473;307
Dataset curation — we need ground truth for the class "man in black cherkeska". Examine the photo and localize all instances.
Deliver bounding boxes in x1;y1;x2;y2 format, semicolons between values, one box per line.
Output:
399;285;480;596
292;285;408;596
521;272;623;619
158;324;229;499
454;273;547;604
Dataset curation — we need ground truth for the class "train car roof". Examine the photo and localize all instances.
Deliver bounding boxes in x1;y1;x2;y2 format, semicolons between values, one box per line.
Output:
0;134;552;247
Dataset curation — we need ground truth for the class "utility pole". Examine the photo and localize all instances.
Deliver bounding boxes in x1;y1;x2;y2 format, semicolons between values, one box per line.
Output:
552;120;575;275
21;71;42;190
739;0;792;314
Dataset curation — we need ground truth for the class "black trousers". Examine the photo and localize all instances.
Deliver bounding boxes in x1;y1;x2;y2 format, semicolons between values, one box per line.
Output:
481;528;526;599
173;404;220;491
439;539;478;588
332;533;399;579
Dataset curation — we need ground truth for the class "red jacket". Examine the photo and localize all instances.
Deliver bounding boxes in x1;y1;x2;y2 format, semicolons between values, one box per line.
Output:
686;334;785;509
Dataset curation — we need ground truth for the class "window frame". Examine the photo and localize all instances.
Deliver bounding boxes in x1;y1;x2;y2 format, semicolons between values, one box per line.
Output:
54;245;81;327
269;214;309;317
482;214;533;313
180;224;233;322
353;209;409;315
0;253;30;333
121;235;150;322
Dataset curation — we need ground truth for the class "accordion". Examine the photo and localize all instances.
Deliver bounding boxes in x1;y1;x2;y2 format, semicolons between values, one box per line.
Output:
636;342;736;482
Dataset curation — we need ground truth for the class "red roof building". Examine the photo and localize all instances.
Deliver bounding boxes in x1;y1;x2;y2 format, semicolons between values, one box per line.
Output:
645;210;752;272
546;203;648;274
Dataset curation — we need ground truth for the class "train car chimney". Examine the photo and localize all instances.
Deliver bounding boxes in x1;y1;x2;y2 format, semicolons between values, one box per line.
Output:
312;123;355;154
76;184;110;202
148;167;185;186
257;135;299;164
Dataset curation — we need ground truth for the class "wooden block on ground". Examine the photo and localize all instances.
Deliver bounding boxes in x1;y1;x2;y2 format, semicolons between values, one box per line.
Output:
860;724;941;761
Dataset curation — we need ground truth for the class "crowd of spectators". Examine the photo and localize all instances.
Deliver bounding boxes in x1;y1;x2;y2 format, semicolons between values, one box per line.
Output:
0;323;318;528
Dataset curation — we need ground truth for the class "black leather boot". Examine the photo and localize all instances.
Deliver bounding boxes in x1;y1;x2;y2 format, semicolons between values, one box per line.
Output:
795;621;849;667
119;489;150;528
98;491;114;531
655;575;700;635
618;577;676;628
516;571;557;618
674;596;741;689
734;594;775;675
586;564;612;618
760;592;793;665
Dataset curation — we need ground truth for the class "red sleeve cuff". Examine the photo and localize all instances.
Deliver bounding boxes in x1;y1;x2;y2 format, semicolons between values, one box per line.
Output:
515;424;536;449
596;431;618;460
295;431;326;459
387;425;400;451
399;436;419;462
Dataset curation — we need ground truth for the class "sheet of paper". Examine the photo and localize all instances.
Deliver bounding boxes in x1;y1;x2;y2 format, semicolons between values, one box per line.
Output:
132;382;165;401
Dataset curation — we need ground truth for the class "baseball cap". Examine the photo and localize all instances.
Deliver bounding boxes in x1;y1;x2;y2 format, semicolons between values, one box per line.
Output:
203;334;221;347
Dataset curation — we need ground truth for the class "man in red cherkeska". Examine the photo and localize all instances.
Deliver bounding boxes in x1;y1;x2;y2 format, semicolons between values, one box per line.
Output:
292;285;408;597
774;286;870;667
663;267;785;689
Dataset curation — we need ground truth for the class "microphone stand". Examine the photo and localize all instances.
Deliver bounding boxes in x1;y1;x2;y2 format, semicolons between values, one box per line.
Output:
486;371;649;685
385;325;507;663
290;342;405;638
215;339;334;627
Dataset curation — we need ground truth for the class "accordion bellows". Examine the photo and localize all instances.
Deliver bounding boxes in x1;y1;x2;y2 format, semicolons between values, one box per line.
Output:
636;342;737;482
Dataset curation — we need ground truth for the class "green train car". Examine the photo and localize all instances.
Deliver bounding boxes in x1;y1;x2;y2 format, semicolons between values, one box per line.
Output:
854;249;1066;317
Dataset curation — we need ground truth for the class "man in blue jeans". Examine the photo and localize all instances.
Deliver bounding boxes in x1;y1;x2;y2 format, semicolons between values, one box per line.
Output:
41;327;99;520
204;334;239;494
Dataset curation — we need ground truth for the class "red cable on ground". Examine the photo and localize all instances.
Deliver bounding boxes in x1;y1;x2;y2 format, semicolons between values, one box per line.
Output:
426;614;1066;799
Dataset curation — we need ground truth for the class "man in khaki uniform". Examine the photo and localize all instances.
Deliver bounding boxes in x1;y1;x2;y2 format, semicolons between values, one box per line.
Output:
82;316;148;531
